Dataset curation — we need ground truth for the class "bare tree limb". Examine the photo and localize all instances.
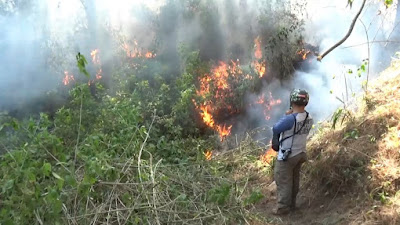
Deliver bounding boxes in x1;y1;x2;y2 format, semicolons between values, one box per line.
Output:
317;0;367;61
359;19;370;92
341;40;400;49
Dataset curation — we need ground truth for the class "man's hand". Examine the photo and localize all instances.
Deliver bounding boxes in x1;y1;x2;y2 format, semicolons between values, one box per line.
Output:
272;144;279;152
272;133;280;152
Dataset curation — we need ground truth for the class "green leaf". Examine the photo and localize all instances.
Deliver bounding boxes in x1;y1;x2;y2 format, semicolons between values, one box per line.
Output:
11;119;19;130
347;0;354;8
57;178;64;190
42;163;52;176
76;52;90;78
2;180;14;193
385;0;393;8
361;64;366;72
177;194;187;201
121;193;132;205
65;175;77;187
331;108;343;129
52;172;64;180
21;187;34;196
243;191;264;206
208;183;231;205
26;170;36;182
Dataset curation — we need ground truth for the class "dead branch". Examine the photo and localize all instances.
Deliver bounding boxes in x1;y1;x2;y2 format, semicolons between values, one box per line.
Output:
359;19;370;92
341;40;400;49
317;0;367;61
138;109;156;182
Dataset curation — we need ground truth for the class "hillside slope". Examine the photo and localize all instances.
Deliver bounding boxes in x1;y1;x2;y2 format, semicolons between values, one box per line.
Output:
249;60;400;224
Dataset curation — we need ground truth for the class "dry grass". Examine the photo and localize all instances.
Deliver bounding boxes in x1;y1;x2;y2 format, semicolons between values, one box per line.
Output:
301;59;400;224
207;60;400;225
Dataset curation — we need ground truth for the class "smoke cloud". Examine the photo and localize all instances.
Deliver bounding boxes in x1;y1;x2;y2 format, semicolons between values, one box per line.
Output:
0;0;398;133
295;0;399;122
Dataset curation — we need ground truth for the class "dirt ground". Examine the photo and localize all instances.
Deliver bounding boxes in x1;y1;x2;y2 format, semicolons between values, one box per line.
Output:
252;181;370;225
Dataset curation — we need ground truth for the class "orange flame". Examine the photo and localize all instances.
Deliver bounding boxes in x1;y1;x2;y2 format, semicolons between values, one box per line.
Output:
91;49;100;65
122;40;156;59
96;68;102;80
297;49;311;60
253;37;266;77
90;48;103;82
204;150;212;160
123;40;140;58
260;149;277;165
253;92;282;120
194;61;242;141
63;71;75;86
197;104;232;141
213;62;230;89
253;61;266;77
145;51;156;58
216;125;233;140
199;105;215;128
192;38;279;140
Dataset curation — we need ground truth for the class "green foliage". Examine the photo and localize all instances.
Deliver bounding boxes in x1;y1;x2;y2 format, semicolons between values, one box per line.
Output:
347;0;354;8
0;56;257;224
343;129;359;140
331;108;353;129
0;2;309;222
363;94;377;111
76;52;90;78
357;59;368;78
262;9;306;79
243;190;264;206
208;183;232;205
384;0;393;8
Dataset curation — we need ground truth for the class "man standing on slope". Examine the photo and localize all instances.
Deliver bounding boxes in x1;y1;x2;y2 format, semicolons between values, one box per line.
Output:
271;89;313;215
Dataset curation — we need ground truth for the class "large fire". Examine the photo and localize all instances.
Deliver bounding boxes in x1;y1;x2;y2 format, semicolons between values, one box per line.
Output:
193;61;241;140
193;37;281;141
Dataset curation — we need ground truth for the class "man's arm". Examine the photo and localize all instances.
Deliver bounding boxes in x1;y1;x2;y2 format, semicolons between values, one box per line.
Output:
271;115;296;151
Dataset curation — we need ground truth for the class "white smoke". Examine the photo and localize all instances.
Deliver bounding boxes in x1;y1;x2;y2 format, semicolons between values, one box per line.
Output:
293;0;399;122
0;0;398;128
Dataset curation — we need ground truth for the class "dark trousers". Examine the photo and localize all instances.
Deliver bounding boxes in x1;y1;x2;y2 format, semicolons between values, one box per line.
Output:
274;152;307;209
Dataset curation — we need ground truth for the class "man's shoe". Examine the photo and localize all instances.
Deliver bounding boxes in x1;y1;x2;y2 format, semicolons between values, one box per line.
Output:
272;207;291;215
